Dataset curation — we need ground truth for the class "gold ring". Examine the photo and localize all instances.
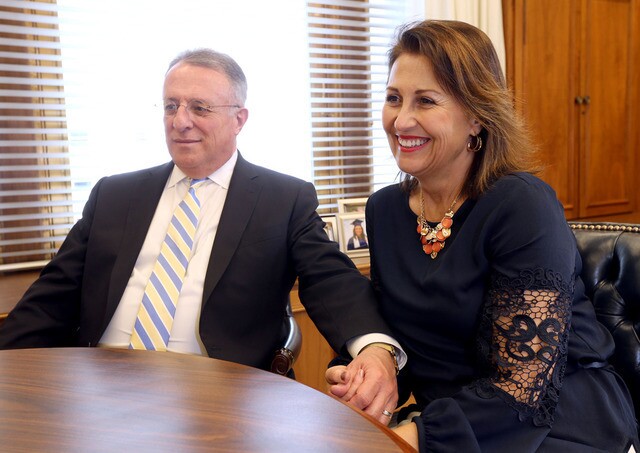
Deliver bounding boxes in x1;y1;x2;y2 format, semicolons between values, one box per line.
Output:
382;409;393;417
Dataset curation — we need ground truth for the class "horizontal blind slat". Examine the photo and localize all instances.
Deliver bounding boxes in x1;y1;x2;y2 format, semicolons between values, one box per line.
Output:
0;1;74;268
308;1;409;212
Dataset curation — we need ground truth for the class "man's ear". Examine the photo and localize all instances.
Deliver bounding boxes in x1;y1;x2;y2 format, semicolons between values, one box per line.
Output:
235;108;249;134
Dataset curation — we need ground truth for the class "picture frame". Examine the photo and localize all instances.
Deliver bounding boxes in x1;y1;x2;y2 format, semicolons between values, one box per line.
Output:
337;212;369;259
337;197;368;214
320;215;339;243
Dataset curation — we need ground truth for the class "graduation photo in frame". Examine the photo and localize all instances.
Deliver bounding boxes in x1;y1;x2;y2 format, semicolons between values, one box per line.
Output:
338;213;369;258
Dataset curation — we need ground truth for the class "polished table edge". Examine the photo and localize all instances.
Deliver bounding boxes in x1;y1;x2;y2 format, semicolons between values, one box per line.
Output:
329;390;415;451
0;347;415;452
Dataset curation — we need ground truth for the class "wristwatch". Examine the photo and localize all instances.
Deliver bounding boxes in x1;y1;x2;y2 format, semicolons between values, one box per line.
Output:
362;342;399;375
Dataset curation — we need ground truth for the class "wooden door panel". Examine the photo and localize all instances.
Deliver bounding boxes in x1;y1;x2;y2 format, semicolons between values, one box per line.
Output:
520;0;580;218
580;0;636;217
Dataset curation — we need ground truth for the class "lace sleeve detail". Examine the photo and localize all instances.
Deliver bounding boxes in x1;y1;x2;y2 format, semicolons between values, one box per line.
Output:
474;268;573;427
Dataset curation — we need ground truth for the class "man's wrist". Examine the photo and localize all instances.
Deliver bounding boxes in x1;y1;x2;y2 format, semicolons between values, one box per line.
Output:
361;342;399;375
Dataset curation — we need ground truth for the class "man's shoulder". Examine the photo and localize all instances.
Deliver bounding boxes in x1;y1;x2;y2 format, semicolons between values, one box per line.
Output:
101;162;173;184
235;156;309;188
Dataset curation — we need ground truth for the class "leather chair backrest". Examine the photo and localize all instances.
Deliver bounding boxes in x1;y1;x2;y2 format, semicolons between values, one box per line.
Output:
569;221;640;418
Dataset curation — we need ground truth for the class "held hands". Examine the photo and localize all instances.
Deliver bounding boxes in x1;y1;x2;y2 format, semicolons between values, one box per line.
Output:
325;344;399;425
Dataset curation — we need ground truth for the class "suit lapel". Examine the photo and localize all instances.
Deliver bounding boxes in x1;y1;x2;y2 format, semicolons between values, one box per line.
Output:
202;155;261;305
104;162;174;319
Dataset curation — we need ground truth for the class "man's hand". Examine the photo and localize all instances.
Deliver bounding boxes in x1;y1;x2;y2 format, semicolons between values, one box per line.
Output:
325;345;398;425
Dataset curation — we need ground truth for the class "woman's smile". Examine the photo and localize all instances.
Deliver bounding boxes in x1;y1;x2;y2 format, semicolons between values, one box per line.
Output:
397;135;430;152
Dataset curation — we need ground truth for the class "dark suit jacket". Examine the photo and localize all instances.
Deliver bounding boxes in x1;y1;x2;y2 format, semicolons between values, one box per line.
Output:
0;154;391;370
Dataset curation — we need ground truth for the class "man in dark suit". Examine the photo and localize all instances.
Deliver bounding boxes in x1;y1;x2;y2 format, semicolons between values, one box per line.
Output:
0;48;401;424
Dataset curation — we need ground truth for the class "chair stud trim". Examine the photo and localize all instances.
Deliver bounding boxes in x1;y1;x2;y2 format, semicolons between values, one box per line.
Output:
569;222;640;234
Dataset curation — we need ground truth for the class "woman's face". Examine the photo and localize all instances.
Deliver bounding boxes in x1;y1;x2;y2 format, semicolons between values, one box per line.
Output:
382;53;480;181
354;225;364;236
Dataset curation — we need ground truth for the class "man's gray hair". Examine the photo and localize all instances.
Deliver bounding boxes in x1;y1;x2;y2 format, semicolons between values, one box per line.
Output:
167;48;247;105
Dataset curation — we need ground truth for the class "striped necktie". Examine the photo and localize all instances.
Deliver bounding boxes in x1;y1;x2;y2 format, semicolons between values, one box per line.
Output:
129;178;206;351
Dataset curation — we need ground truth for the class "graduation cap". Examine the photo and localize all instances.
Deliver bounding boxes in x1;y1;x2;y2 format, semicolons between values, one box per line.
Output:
351;219;364;226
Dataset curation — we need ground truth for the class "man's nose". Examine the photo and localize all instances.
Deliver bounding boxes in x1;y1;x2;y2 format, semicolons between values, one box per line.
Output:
172;104;193;129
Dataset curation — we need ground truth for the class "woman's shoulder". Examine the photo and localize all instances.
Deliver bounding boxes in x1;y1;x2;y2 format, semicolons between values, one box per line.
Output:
485;172;559;204
494;172;553;191
477;172;567;231
369;183;404;205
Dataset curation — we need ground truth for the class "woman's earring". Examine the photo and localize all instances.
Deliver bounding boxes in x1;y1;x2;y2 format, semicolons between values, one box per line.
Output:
467;134;482;152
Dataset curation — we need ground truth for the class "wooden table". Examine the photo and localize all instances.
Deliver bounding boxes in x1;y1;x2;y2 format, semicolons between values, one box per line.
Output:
0;348;413;452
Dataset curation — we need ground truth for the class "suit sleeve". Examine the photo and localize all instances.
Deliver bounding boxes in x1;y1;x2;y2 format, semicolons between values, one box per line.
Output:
290;182;392;354
0;179;101;348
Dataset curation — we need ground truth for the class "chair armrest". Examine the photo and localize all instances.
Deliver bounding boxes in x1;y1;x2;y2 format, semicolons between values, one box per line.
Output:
270;302;302;376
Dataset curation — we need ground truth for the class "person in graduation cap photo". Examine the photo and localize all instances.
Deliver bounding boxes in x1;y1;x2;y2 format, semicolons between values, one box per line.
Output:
347;219;369;250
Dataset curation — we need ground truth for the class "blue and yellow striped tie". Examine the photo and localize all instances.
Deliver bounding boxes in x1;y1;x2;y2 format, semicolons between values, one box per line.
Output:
130;178;206;351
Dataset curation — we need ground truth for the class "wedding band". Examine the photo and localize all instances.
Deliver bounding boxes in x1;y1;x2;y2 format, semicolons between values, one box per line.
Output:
382;409;393;417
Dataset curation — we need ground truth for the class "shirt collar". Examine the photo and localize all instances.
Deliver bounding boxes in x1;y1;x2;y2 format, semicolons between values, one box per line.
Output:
168;150;238;189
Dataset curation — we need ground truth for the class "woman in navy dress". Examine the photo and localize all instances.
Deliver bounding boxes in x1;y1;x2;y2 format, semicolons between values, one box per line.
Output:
328;20;638;452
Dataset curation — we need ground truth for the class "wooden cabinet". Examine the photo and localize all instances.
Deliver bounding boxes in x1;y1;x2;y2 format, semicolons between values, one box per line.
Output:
503;0;640;219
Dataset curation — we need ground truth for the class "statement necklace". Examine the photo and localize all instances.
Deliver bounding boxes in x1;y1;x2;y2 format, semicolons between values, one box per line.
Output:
416;189;461;259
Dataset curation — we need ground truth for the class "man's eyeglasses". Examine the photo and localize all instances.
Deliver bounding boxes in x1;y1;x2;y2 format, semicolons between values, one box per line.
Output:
162;100;241;118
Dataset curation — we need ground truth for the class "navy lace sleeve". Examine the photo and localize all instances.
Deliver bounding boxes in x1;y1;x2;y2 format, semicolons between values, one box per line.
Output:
474;268;573;427
414;268;575;453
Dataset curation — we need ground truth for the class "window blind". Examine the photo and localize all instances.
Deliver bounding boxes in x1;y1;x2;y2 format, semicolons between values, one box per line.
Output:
0;0;417;271
0;0;72;271
307;0;413;214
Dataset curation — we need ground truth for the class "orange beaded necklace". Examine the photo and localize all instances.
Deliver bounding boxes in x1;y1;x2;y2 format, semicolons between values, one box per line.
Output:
416;189;461;259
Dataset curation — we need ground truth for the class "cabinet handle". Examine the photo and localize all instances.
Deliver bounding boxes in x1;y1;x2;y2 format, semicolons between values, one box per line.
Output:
575;96;584;105
583;95;590;105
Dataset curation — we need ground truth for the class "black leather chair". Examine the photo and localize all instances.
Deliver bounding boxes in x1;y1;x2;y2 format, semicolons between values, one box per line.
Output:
569;221;640;419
